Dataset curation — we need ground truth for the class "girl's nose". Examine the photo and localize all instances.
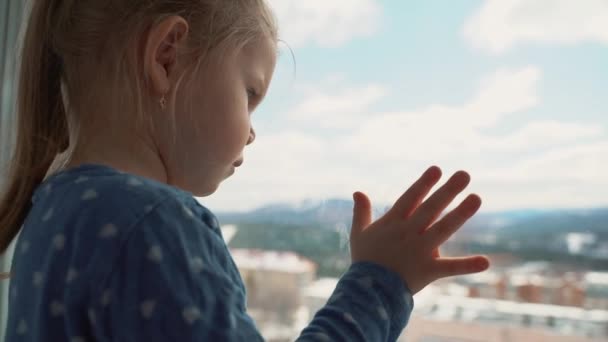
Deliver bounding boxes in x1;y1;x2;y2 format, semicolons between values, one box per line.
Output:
247;127;256;145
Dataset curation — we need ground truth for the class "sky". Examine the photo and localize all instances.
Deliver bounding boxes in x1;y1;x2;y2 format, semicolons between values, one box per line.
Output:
204;0;608;213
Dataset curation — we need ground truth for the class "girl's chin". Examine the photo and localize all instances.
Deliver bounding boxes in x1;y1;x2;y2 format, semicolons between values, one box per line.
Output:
222;166;236;179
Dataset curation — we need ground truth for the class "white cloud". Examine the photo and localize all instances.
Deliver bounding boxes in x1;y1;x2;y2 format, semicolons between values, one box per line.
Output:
476;141;608;210
268;0;383;47
464;0;608;54
204;67;607;212
287;84;387;128
337;67;545;161
482;141;608;183
482;121;603;151
465;67;541;127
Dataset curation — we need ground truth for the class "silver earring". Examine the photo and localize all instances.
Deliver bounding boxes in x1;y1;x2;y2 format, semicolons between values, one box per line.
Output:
159;96;167;110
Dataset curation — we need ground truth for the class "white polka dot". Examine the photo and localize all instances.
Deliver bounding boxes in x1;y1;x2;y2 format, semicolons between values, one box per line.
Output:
127;177;143;186
313;332;331;342
182;307;201;325
141;300;156;319
101;290;111;306
190;257;204;273
378;306;389;320
144;205;154;213
98;224;118;238
53;234;65;250
42;208;54;221
147;245;163;262
183;206;194;218
17;319;27;335
74;176;89;184
357;276;373;289
66;268;78;283
88;309;96;325
343;312;356;325
71;337;86;342
81;189;98;200
50;300;65;316
21;240;30;254
33;272;44;287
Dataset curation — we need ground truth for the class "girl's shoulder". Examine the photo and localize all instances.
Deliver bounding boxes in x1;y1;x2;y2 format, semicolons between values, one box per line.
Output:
11;165;239;325
26;163;223;253
35;163;192;209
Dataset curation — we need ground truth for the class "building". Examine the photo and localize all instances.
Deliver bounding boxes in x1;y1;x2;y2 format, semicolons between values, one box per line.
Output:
401;315;606;342
453;270;505;299
585;272;608;310
453;263;589;308
298;279;608;341
403;289;608;341
301;277;339;322
229;248;317;337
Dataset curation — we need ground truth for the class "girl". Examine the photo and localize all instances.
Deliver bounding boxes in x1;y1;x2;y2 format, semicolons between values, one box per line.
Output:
0;0;490;341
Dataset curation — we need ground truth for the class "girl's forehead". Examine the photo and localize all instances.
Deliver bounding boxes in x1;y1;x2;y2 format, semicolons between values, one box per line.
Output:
240;37;278;61
238;38;277;75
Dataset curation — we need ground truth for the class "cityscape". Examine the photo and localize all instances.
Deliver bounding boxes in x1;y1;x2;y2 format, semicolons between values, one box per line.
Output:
217;202;608;342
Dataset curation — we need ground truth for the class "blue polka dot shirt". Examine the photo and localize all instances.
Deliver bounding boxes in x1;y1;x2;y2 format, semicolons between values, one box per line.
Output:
5;164;413;341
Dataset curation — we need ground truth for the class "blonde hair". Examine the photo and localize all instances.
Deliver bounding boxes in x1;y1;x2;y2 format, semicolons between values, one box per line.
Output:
0;0;278;255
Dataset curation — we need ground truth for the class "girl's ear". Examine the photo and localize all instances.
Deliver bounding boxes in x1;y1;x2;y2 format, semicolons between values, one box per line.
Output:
144;16;189;97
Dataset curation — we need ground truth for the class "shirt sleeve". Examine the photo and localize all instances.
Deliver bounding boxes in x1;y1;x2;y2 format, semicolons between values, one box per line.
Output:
296;262;414;342
88;201;265;342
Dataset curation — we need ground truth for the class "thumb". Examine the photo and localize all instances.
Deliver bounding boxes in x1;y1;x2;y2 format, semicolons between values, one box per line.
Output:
351;191;372;239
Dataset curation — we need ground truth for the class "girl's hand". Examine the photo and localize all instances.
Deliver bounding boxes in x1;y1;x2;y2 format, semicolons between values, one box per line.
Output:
350;166;490;295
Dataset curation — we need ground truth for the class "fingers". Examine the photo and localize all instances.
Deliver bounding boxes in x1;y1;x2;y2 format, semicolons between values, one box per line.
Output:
351;191;372;239
433;256;490;279
389;166;442;220
408;170;471;233
424;194;481;248
0;272;10;280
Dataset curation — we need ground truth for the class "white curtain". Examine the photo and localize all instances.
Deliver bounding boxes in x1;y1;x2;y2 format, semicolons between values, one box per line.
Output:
0;0;25;339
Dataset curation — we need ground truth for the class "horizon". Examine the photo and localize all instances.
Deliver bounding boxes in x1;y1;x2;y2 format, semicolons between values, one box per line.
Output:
210;196;608;215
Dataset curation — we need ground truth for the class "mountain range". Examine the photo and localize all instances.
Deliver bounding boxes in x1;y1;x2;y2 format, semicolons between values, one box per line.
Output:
216;199;608;239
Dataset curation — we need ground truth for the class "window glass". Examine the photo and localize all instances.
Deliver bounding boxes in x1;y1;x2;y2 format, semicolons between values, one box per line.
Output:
206;1;608;340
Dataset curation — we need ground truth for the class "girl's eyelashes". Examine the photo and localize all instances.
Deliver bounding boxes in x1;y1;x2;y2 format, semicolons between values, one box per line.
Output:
247;88;262;112
246;88;258;100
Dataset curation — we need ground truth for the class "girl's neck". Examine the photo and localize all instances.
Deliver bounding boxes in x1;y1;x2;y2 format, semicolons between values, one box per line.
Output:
61;132;169;184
